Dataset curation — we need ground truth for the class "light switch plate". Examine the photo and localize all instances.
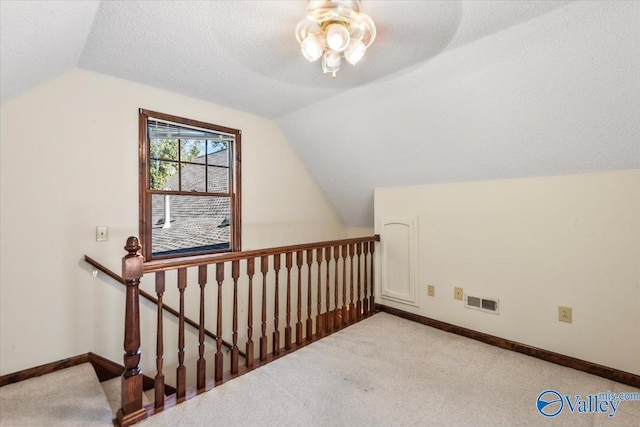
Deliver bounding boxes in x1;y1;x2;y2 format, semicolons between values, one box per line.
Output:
96;226;108;242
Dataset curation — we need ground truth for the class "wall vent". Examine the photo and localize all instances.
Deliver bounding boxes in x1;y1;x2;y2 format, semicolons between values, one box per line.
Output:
464;294;499;315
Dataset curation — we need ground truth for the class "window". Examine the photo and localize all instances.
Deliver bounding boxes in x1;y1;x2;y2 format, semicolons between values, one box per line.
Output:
139;109;241;260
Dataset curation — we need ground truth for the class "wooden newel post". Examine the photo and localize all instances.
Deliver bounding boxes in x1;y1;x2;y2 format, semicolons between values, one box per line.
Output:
117;237;147;426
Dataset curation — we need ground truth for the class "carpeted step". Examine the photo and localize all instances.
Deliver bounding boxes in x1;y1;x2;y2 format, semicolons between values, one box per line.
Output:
100;377;153;416
0;363;113;426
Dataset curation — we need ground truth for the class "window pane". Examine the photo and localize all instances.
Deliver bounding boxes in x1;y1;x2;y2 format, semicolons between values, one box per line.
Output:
149;138;179;161
207;166;229;193
151;195;231;256
207;142;229;167
181;139;206;161
150;160;179;190
181;163;205;192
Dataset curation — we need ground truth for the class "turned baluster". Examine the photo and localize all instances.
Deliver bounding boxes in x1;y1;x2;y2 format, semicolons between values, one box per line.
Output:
356;243;363;320
176;268;187;400
285;252;293;350
295;251;304;345
231;260;240;374
370;241;376;313
117;237;146;426
315;248;323;337
273;254;281;355
341;244;348;327
246;258;255;368
260;256;268;361
349;244;356;323
306;249;313;341
333;246;340;330
363;243;370;316
154;271;165;409
215;263;224;382
325;247;332;332
197;265;207;391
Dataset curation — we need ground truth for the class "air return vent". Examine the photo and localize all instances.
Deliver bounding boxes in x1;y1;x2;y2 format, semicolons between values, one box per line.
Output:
464;294;499;315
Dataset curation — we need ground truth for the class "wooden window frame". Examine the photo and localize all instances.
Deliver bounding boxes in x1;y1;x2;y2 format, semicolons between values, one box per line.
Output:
139;108;241;261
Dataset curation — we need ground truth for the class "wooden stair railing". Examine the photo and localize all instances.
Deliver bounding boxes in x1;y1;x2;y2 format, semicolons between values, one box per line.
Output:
84;255;241;357
116;235;379;427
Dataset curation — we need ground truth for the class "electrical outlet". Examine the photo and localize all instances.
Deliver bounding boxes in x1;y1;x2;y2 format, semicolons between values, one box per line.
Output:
559;306;572;323
96;226;108;242
454;287;463;301
427;285;435;297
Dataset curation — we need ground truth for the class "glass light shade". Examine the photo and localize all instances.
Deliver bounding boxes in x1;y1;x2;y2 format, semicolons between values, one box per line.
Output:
344;38;366;65
321;51;342;77
301;34;324;62
325;23;350;52
324;50;341;67
350;13;376;47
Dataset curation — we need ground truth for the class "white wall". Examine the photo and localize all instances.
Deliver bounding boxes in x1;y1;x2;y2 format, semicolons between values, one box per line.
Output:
0;69;347;374
345;227;374;238
375;170;640;375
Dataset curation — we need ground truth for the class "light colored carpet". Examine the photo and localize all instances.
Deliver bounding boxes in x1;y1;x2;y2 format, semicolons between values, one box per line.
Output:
0;363;113;426
140;312;640;427
1;314;638;426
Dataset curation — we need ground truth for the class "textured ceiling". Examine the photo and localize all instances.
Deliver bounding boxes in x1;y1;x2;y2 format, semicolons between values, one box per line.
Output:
278;1;640;226
2;1;638;228
1;0;572;116
0;0;100;102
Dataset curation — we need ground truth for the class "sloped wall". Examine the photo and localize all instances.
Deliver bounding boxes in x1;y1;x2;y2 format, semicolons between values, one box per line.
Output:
0;69;346;374
375;170;640;375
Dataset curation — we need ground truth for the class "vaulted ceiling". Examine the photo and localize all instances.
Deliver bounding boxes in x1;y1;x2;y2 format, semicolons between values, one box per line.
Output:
2;1;639;227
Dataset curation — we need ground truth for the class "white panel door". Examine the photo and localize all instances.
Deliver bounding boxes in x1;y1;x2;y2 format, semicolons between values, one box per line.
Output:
380;216;418;306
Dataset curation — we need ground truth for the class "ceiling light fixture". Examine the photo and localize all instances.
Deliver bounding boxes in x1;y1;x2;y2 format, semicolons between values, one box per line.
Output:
295;0;376;78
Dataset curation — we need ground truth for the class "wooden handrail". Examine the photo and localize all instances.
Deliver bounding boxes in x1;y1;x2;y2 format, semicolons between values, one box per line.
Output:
116;235;380;426
85;255;125;284
84;255;243;358
143;235;380;273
